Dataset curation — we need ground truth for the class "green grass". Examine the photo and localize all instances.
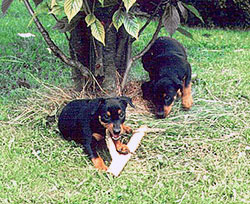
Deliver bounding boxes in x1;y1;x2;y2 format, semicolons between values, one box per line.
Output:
1;1;250;203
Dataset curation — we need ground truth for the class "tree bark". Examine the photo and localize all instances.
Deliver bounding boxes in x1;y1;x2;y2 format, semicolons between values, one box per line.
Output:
115;27;130;75
101;25;118;93
69;16;91;91
69;12;130;94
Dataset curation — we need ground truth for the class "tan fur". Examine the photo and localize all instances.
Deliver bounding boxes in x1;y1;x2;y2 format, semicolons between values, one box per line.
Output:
181;82;193;109
163;103;173;117
92;133;103;141
91;157;108;171
113;140;130;154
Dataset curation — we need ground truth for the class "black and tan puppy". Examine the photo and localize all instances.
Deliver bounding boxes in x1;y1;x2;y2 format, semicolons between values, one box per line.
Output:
58;97;134;170
141;36;193;118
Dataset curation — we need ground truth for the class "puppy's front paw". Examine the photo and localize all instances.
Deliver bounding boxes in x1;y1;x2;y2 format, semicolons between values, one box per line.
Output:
182;95;193;110
117;144;130;155
122;124;133;134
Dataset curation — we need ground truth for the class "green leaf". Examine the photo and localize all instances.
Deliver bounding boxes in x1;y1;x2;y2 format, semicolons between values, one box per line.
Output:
123;13;139;39
49;5;64;15
112;9;124;31
91;18;105;45
122;0;136;12
177;27;194;40
50;0;57;9
177;1;188;22
85;14;96;27
163;5;180;37
98;0;104;7
1;0;14;15
64;0;83;22
182;3;204;23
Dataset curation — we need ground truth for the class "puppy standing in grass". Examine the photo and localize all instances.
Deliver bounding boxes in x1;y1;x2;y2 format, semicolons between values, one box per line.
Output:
58;97;134;170
141;37;193;118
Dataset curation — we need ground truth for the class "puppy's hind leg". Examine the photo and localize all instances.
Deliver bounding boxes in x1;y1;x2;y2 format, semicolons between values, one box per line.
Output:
84;141;108;171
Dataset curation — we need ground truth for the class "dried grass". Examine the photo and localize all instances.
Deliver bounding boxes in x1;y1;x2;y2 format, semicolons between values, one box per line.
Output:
6;80;154;126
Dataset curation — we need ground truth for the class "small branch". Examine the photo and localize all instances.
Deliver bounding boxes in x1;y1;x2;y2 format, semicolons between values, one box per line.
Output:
121;17;163;91
106;125;148;177
132;16;163;61
23;0;90;78
120;36;132;90
137;0;166;39
121;0;169;91
84;0;91;14
48;9;70;41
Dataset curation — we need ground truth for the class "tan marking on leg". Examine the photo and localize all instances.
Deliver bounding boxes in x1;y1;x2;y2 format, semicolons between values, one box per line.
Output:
113;140;130;154
181;82;193;109
91;156;108;171
92;133;103;141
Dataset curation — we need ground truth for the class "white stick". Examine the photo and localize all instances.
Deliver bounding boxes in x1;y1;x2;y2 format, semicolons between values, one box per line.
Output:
106;125;148;177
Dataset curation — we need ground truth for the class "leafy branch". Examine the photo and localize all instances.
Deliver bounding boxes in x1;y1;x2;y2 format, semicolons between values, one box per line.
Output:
22;0;90;76
121;13;163;90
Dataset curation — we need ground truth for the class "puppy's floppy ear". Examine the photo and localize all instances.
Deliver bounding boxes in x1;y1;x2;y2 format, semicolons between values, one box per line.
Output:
119;96;135;109
141;81;153;100
90;98;105;115
171;76;183;90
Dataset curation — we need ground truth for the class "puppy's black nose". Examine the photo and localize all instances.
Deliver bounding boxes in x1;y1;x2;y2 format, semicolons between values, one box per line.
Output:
113;128;121;135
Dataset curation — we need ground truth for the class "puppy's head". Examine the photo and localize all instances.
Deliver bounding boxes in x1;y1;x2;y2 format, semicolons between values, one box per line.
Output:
92;97;134;140
152;78;181;118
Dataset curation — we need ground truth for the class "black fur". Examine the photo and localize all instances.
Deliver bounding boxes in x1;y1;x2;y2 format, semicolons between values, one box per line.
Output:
141;37;192;118
58;97;134;160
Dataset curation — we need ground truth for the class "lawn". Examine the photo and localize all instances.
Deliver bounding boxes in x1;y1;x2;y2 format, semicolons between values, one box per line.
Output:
0;1;250;203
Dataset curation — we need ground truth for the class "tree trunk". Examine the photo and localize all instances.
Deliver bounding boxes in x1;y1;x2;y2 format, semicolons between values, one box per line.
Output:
101;25;118;93
69;16;91;92
69;8;131;94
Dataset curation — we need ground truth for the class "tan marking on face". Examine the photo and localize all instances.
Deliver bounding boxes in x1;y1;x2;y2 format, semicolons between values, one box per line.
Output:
163;93;166;98
177;89;182;98
107;111;111;116
99;116;109;129
163;102;173;117
98;116;124;140
98;116;115;136
118;109;122;114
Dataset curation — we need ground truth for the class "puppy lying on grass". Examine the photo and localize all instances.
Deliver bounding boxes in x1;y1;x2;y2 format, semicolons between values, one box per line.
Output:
58;97;134;170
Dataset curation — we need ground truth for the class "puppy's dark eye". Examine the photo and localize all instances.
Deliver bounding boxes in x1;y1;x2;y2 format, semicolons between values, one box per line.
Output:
103;114;110;120
119;112;125;118
164;96;171;101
